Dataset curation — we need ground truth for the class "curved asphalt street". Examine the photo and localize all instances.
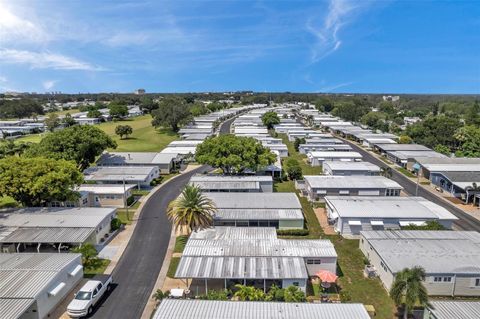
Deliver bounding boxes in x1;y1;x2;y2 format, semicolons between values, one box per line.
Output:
90;117;234;319
341;139;480;232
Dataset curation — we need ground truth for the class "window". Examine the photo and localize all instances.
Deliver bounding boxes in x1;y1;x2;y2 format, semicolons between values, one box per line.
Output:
380;261;388;272
292;282;299;286
443;277;452;282
475;279;480;287
434;277;442;282
306;259;322;265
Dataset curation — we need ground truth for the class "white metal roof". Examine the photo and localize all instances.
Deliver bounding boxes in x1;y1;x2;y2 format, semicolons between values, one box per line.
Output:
362;231;480;274
0;254;81;319
77;184;136;194
206;193;301;209
97;152;171;165
189;174;272;191
84;165;157;182
0;207;116;228
325;196;458;220
304;176;402;189
427;301;480;319
214;208;303;220
323;161;381;172
308;151;362;159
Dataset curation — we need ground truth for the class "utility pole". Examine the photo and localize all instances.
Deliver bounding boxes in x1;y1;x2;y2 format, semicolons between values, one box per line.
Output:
123;174;129;221
415;170;420;196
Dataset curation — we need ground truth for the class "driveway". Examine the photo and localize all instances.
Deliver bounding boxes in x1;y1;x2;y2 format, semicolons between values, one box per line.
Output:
341;139;480;232
89;117;234;319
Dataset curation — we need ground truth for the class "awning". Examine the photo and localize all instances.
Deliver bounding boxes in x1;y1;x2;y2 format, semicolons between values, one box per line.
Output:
68;265;83;277
339;190;350;195
316;190;327;194
348;220;362;226
399;221;426;227
48;282;66;296
370;220;384;226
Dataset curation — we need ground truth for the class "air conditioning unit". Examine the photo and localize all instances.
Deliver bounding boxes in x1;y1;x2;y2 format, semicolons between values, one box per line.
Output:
364;265;377;278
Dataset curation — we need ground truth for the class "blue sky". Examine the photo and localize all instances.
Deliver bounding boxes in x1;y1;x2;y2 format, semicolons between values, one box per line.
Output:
0;0;479;94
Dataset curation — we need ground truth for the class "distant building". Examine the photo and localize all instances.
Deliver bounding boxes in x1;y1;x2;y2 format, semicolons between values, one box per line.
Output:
83;166;160;188
189;174;273;192
322;161;381;176
382;95;400;102
134;88;145;95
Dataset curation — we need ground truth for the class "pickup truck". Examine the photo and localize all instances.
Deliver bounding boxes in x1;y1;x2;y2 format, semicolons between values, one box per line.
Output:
67;274;112;318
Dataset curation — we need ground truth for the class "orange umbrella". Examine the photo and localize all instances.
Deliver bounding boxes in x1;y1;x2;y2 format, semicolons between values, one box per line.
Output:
315;270;338;283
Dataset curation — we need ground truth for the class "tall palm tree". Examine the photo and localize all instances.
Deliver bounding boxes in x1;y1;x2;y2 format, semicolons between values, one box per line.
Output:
166;184;216;234
390;267;429;319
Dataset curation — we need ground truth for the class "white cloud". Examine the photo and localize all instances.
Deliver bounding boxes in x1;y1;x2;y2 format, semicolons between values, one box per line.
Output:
306;0;362;63
105;31;151;47
42;80;57;90
0;49;104;71
0;2;49;43
0;76;7;82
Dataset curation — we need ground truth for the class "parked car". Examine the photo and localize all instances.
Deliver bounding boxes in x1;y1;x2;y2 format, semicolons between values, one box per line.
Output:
67;275;113;318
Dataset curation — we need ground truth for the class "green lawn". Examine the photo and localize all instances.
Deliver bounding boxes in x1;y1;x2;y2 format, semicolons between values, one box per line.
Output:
326;236;396;319
84;259;111;278
16;115;179;153
116;209;136;225
97;115;178;152
167;257;181;278
396;167;416;178
278;133;323;175
174;235;189;253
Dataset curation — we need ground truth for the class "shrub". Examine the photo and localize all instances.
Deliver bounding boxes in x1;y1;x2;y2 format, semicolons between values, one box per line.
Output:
340;290;352;302
126;195;135;206
153;289;170;301
110;218;122;231
276;229;309;236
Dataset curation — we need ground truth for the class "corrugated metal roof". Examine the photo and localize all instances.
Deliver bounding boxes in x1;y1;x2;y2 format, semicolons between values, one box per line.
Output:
77;183;136;194
362;231;480;274
428;301;480;319
323;161;380;171
0;207;116;228
0;298;35;319
1;227;93;243
214;208;303;220
153;299;371;319
190;227;277;241
176;256;307;279
206;193;301;209
83;165;156;182
0;253;81;271
374;144;431;151
308;151;362;158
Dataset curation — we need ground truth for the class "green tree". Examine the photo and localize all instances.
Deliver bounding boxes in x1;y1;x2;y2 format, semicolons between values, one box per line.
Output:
284;285;306;302
151;97;192;132
261;111;280;129
0;156;83;206
314;97;334;112
233;285;264;301
45;113;60;132
405;115;462;149
166;184;216;234
332;98;371;122
465;101;480;126
139;97;158;113
434;144;451;156
63;113;77;127
293;137;306;152
454;125;480;157
72;243;101;270
26;125;117;170
266;284;284;301
0;140;30;159
398;135;413;144
285;158;302;180
109;103;129;119
87;109;102;118
195;135;276;174
390;267;429;319
115;125;133;139
361;111;384;128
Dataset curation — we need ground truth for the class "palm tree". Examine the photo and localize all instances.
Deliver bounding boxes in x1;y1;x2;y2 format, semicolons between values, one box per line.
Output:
381;167;393;178
284;285;306;302
233;284;257;301
465;182;480;206
166;184;216;234
390;267;429;319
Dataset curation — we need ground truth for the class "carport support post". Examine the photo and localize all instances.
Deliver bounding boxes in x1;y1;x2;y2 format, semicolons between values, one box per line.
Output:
58;243;62;253
37;243;41;253
205;279;208;295
224;279;227;290
263;280;266;293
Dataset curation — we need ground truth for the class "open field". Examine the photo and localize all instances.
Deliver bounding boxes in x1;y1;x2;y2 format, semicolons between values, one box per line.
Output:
16;115;179;152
